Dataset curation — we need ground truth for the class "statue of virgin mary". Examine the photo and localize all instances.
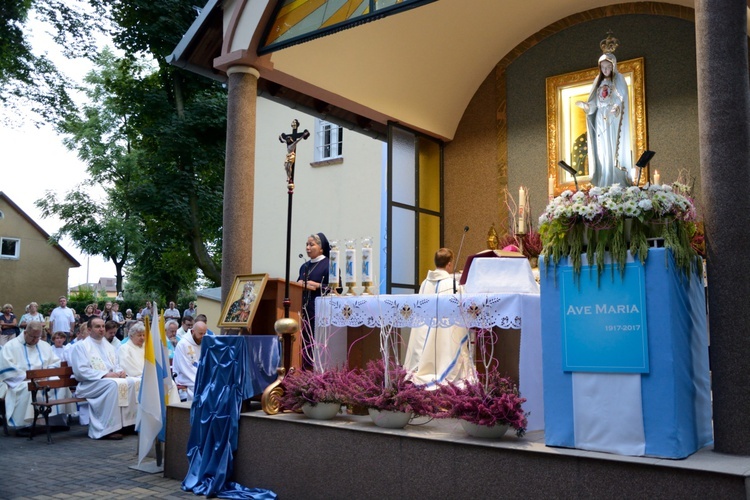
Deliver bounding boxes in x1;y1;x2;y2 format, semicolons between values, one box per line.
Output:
576;36;633;187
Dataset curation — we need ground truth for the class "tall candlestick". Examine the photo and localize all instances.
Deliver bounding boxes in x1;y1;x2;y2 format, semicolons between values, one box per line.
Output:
653;170;661;185
548;175;555;199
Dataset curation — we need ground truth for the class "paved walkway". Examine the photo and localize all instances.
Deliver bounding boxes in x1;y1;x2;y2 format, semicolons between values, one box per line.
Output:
0;424;193;499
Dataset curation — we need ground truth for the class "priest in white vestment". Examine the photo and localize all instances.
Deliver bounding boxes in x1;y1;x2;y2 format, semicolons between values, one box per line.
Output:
104;320;122;355
118;322;146;377
172;321;207;401
69;317;139;439
0;322;74;430
404;248;476;387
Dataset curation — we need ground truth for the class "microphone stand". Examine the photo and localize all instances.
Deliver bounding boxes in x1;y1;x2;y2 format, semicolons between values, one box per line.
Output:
454;226;470;293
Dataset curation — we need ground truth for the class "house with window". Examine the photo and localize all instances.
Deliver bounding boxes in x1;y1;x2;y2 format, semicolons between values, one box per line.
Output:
0;192;80;311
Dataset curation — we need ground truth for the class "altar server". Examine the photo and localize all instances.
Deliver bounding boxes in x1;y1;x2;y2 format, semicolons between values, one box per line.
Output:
69;317;139;440
404;248;476;387
0;321;74;431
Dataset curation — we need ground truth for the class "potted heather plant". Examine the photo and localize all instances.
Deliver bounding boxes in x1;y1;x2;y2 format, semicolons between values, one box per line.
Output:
438;369;528;439
279;366;345;420
343;359;440;429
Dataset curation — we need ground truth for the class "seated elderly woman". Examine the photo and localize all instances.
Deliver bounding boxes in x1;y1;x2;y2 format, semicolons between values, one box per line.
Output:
118;322;146;378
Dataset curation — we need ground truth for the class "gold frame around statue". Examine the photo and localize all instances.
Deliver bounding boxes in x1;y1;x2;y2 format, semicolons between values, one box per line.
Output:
546;57;648;194
218;273;269;329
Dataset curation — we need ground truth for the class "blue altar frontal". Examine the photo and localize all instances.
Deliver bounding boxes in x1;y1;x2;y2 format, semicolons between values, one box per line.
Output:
540;249;713;458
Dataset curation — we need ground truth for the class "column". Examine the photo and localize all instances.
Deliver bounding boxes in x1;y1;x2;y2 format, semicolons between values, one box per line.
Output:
222;66;259;305
695;0;750;455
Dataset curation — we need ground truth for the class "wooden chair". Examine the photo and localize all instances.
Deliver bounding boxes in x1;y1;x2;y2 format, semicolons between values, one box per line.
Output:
26;362;86;444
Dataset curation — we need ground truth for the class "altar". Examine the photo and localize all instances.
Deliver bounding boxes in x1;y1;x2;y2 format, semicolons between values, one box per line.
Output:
315;290;544;431
540;248;713;458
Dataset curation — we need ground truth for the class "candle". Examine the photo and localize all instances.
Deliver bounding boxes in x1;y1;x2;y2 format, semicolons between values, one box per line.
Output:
345;248;357;283
361;247;372;282
548;175;555;199
329;249;339;286
654;170;661;185
518;185;527;234
518;214;526;234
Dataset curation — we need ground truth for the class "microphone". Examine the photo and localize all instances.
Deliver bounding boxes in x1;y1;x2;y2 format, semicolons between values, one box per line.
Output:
454;226;469;293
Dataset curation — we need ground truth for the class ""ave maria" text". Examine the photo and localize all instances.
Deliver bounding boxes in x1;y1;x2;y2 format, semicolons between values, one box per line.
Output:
566;304;640;315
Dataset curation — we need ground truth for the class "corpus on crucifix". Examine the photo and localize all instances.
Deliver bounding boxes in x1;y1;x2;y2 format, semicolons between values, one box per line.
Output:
279;119;310;186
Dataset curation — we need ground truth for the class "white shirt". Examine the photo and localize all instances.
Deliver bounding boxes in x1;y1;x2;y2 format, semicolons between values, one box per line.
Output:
49;306;75;333
164;308;181;320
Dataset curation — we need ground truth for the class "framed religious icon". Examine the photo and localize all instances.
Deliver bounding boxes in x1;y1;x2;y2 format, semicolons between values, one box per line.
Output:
218;273;269;328
546;57;648;194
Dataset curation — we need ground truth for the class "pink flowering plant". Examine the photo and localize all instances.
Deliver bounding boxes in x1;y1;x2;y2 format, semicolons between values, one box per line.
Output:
279;366;346;412
437;370;528;437
539;183;700;278
342;359;441;416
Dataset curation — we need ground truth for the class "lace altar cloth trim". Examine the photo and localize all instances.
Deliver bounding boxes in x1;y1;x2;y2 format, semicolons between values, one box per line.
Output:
315;293;524;329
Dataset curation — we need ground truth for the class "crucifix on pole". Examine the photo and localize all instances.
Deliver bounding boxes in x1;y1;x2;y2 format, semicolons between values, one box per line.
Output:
274;119;310;372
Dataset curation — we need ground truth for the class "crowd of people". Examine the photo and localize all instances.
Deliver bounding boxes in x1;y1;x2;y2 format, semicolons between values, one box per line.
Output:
0;297;209;440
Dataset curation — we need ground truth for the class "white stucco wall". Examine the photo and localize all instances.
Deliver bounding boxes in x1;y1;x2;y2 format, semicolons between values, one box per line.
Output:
252;98;384;289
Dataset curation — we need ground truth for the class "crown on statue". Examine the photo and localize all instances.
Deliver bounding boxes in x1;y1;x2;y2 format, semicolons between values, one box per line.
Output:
600;31;619;54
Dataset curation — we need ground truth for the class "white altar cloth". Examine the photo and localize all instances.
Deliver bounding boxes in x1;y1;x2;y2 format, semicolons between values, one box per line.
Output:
315;293;544;431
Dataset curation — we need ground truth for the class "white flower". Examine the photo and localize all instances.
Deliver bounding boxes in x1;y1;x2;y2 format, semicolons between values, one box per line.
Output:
638;199;653;211
589;186;603;197
560;190;573;199
572;191;585;202
609;184;623;196
626;186;641;195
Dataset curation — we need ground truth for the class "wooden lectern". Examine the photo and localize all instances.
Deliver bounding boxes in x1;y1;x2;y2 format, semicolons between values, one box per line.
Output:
249;278;305;371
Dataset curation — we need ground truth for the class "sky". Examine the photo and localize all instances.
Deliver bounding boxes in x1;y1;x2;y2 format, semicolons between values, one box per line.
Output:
0;14;116;288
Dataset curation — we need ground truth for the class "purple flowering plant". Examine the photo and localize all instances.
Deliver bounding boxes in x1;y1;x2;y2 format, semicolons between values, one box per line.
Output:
341;359;440;416
279;366;346;412
437;369;528;437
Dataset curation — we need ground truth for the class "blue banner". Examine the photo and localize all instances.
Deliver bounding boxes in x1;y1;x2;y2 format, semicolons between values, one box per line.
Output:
561;262;649;373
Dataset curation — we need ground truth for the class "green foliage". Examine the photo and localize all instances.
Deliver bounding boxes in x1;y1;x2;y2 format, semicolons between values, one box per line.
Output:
0;0;98;124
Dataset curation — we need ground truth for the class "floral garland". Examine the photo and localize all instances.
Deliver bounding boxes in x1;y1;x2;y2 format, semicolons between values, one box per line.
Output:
538;183;701;279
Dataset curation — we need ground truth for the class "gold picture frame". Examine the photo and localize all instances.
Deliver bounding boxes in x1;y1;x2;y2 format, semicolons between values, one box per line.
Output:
218;273;269;329
546;57;647;194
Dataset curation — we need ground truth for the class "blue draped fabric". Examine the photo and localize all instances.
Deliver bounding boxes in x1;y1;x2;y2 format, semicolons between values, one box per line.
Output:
182;335;279;499
540;249;712;458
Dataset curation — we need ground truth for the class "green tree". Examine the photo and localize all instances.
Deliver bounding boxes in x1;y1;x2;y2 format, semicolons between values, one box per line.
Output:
36;187;140;293
32;0;226;296
0;0;98;123
91;0;226;285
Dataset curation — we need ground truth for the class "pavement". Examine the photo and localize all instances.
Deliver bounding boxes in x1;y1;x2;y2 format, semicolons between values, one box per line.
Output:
0;423;194;499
